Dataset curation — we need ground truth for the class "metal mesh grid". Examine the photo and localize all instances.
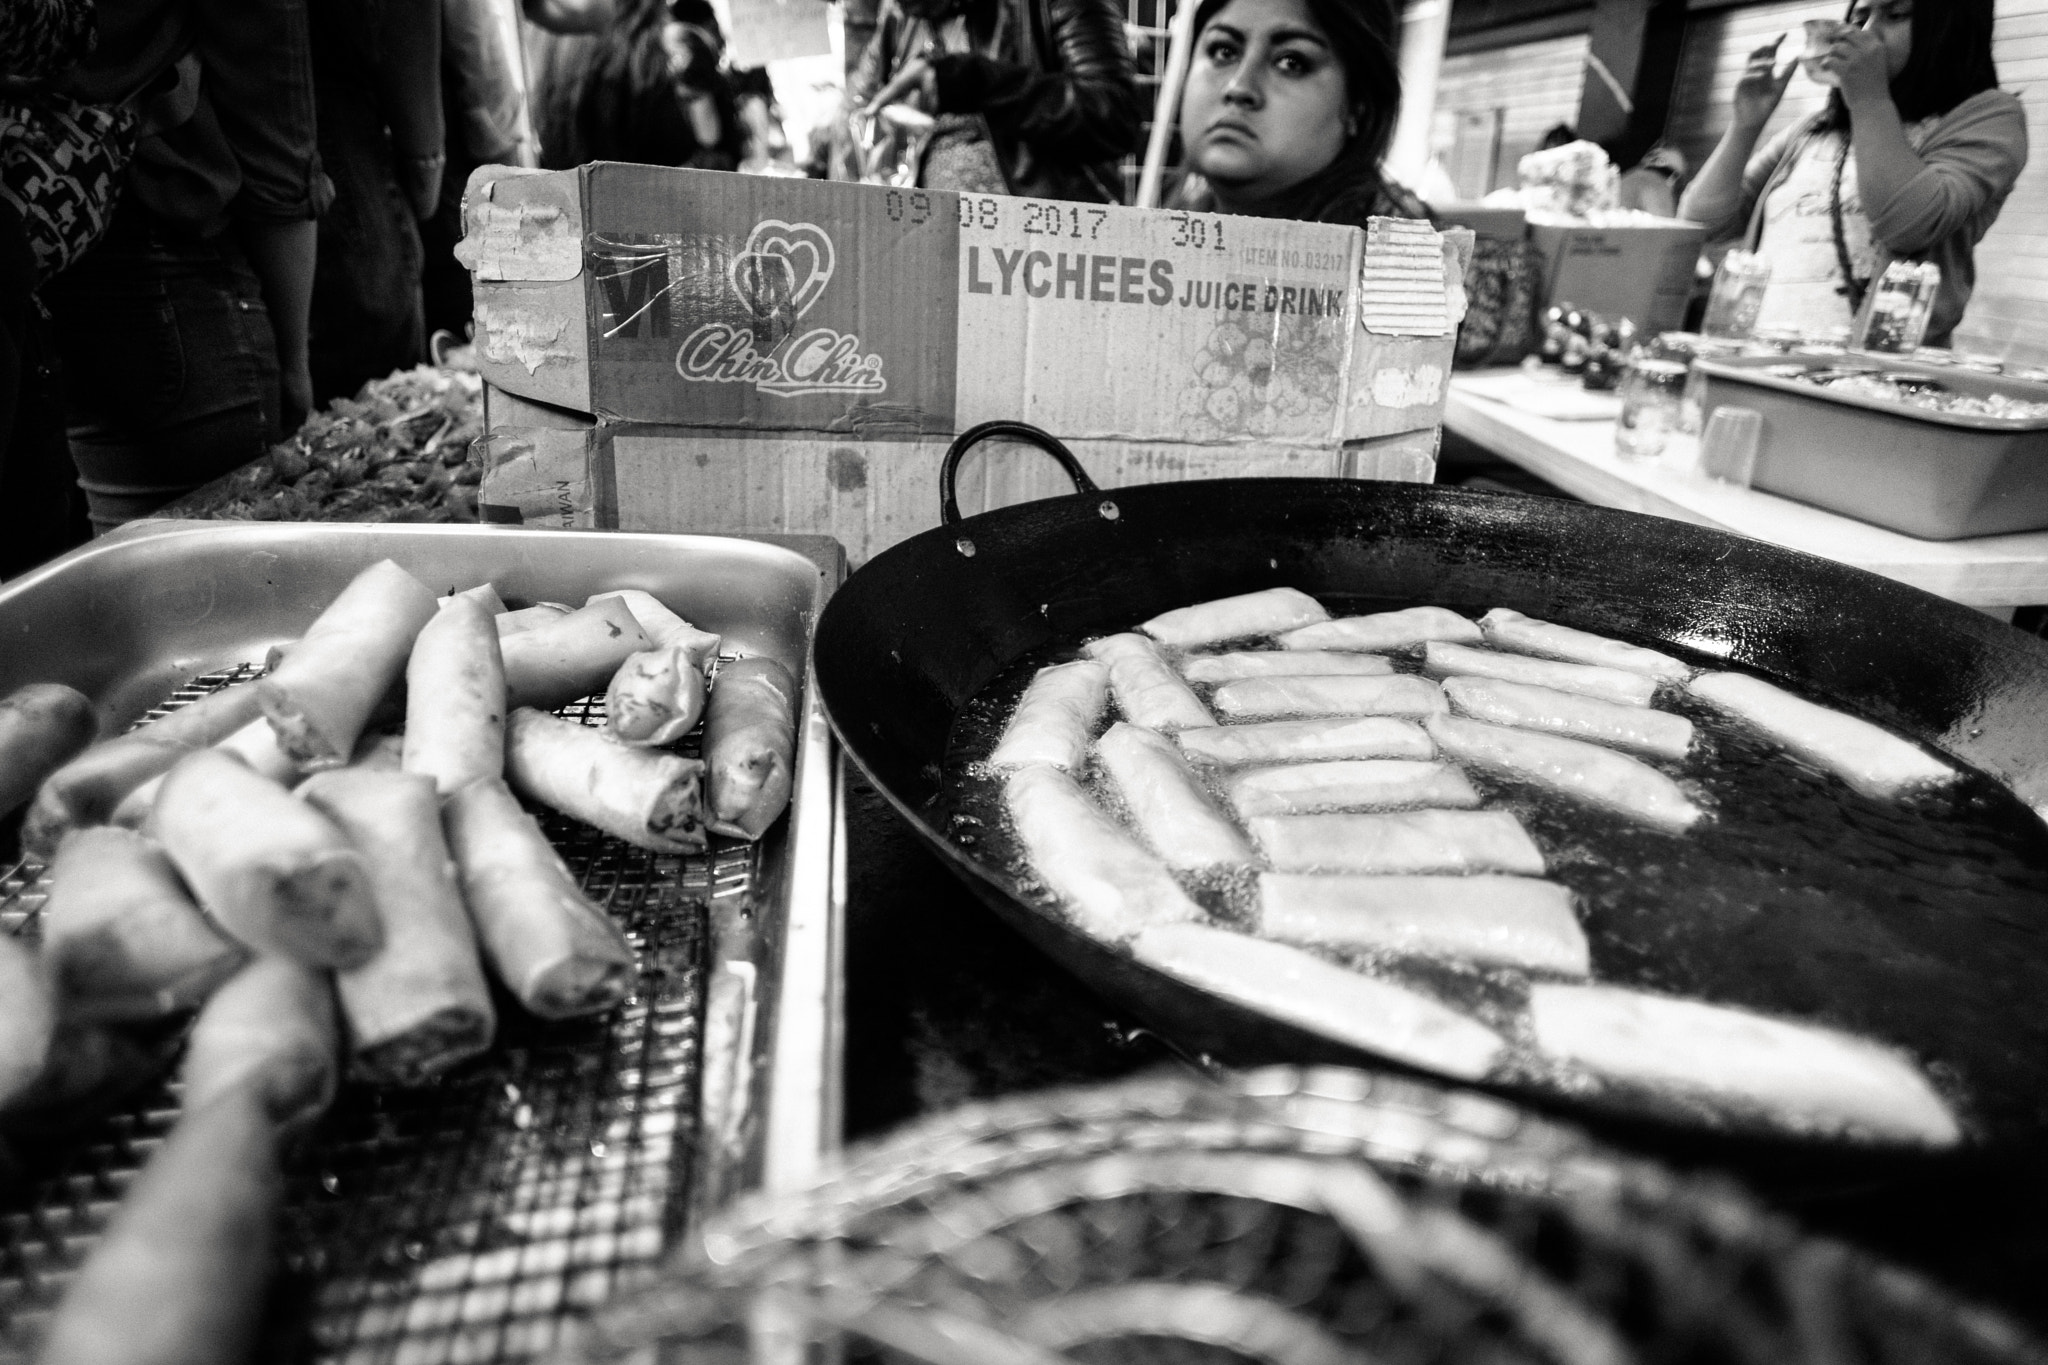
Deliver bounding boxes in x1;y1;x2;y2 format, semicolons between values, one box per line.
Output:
0;667;751;1364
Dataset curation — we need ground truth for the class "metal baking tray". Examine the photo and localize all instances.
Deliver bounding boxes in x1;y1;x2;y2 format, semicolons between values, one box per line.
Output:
0;520;846;1363
1693;351;2048;539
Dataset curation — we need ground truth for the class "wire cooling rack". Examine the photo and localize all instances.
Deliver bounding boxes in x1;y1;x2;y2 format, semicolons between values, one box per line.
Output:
0;668;746;1364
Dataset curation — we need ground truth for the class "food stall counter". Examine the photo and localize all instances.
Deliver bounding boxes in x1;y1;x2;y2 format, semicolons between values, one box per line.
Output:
1447;367;2048;617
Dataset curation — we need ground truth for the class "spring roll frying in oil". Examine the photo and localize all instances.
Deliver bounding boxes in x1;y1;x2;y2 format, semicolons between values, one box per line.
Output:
259;559;440;769
1424;713;1704;833
507;707;707;852
1180;651;1396;683
1529;983;1960;1147
1279;606;1481;653
1083;633;1214;732
1004;765;1203;942
41;827;243;1023
149;749;382;969
501;596;654;711
1442;677;1693;761
1226;759;1479;817
302;769;495;1086
988;659;1108;771
1252;809;1546;876
703;657;798;840
0;682;97;821
1138;587;1329;648
1478;608;1690;682
1257;874;1589;976
181;956;339;1132
1095;722;1254;869
1687;671;1954;799
1422;641;1658;707
445;776;636;1018
1130;923;1505;1080
403;595;507;792
1176;716;1434;768
1210;673;1446;722
36;1082;281;1365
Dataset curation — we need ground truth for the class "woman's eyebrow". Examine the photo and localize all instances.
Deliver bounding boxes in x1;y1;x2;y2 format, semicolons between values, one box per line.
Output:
1267;26;1332;49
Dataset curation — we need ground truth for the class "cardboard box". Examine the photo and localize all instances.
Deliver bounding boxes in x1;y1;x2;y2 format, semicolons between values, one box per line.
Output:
1526;219;1705;334
463;163;1466;561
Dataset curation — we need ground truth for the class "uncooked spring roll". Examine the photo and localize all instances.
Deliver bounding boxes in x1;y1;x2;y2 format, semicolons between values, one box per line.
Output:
1177;717;1435;768
403;595;507;792
148;749;382;969
704;657;798;840
1442;676;1693;761
1279;606;1482;653
1226;759;1479;817
496;602;571;635
1096;722;1254;869
501;596;654;711
988;659;1108;771
1478;608;1690;682
1211;674;1446;722
1139;587;1329;648
0;682;97;820
507;707;707;852
22;682;267;858
180;956;339;1132
1424;713;1704;833
1422;641;1657;707
444;776;636;1018
41;827;243;1023
1005;765;1204;940
1687;671;1953;799
590;590;722;671
301;769;495;1086
1129;923;1504;1080
0;933;54;1111
259;559;440;769
1257;873;1589;976
1083;633;1214;732
108;715;304;832
1181;651;1395;683
604;645;707;747
36;1082;280;1365
1252;810;1546;875
1528;983;1960;1147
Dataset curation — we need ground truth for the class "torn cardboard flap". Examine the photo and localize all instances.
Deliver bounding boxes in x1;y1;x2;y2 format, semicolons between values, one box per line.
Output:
1358;218;1454;338
457;166;583;282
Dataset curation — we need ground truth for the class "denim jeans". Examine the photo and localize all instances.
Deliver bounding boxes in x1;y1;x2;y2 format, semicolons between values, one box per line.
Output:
309;79;425;405
43;202;282;532
0;200;91;577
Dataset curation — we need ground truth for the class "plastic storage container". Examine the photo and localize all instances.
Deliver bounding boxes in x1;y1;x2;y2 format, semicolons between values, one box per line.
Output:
1691;351;2048;540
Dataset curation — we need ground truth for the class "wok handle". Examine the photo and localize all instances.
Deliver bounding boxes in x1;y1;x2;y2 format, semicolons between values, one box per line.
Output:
939;420;1099;526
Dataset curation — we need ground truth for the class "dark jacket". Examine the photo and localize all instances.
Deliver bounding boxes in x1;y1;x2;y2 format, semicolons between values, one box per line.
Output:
848;0;1140;204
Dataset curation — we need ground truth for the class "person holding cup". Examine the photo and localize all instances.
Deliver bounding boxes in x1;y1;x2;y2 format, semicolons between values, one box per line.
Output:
1677;0;2024;348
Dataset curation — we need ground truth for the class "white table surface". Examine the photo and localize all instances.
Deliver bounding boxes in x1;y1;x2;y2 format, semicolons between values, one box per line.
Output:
1445;367;2048;613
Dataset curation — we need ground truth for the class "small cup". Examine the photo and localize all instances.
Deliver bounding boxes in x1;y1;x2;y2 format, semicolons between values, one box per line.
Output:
1803;19;1848;85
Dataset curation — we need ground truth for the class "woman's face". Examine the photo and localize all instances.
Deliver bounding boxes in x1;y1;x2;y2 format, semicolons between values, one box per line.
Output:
1848;0;1913;80
1183;0;1351;202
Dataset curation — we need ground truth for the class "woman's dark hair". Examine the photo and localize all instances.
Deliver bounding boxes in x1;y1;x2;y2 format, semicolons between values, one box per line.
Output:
1824;0;1997;127
1179;0;1403;223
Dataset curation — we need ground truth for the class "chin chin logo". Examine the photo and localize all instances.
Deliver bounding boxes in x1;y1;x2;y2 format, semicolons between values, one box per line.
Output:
676;219;887;397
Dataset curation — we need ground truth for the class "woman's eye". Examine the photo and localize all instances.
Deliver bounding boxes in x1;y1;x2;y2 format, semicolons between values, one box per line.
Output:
1273;49;1314;76
1203;38;1241;65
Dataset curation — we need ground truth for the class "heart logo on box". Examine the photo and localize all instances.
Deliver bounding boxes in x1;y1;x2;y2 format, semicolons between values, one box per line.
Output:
731;220;836;329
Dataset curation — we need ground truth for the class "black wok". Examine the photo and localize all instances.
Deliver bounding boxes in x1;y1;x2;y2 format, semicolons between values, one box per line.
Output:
813;425;2048;1158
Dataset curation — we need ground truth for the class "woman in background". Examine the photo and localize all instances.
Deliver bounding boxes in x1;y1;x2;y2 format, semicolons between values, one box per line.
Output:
1678;0;2024;347
1170;0;1426;227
